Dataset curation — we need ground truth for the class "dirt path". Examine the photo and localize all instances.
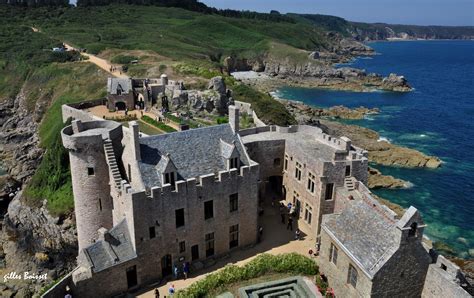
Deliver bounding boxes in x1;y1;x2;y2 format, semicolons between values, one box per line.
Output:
31;26;127;78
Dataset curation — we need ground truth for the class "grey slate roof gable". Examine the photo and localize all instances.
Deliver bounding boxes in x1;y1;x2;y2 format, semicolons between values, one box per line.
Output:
138;124;250;189
323;200;400;277
83;219;136;273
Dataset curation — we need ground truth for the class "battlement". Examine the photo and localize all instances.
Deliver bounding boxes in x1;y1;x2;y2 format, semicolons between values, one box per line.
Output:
315;132;350;152
62;120;123;151
123;164;258;202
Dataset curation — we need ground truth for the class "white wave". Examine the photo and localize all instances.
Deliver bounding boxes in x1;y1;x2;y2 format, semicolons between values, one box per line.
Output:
378;136;391;143
404;181;415;188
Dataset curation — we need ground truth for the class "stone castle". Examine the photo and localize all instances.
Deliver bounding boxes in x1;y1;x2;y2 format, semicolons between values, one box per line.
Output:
42;78;471;297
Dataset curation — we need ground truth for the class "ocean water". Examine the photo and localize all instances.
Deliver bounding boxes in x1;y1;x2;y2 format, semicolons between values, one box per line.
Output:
277;41;474;257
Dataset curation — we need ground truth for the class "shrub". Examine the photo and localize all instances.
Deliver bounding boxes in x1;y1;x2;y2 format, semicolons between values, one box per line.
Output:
142;115;177;133
176;253;318;297
216;116;228;124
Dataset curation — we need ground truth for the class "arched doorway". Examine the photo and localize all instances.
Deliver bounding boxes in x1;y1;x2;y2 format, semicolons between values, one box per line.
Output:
137;93;145;109
115;101;126;111
161;254;172;277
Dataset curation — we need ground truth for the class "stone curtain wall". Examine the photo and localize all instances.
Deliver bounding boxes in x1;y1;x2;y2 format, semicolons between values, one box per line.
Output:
422;256;471;298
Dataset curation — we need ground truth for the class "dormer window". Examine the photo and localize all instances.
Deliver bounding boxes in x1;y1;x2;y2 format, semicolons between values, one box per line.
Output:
229;157;239;169
164;172;175;186
408;222;418;237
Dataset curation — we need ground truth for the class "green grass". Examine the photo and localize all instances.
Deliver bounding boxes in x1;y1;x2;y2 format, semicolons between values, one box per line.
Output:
142;115;177;133
231;83;296;126
111;54;139;64
164;112;199;128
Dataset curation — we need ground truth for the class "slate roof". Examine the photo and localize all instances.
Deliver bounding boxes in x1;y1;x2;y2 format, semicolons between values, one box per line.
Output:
323;200;400;277
83;219;136;273
138;124;250;188
107;78;132;95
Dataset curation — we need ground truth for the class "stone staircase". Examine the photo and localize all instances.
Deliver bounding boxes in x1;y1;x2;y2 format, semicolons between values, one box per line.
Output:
104;139;122;189
344;177;356;191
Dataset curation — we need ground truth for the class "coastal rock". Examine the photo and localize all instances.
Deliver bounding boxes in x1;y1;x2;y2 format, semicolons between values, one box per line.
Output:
368;167;408;189
281;99;379;121
208;76;227;95
381;73;412;92
318;119;442;168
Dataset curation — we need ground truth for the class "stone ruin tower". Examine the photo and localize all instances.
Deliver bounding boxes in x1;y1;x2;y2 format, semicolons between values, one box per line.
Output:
61;120;123;252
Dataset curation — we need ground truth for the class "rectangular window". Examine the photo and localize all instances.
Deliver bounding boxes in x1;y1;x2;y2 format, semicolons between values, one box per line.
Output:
149;226;156;239
99;198;102;211
205;232;215;257
175;208;185;228
284;154;289;171
295;161;302;181
127;164;131;182
274;158;281;166
304;203;312;224
229;193;238;212
329;243;338;265
88;167;95;176
307;172;316;193
204;200;214;220
229;224;239;249
179;241;186;253
347;264;358;287
325;183;334;200
165;173;170;184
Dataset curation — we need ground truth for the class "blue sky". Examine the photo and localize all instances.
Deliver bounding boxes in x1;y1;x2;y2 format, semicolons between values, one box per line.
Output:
201;0;474;26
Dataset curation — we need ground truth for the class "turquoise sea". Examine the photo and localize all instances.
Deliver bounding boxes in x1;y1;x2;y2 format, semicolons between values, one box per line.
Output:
277;41;474;257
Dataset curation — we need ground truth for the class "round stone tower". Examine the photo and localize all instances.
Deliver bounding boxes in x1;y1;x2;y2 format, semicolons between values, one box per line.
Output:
61;119;123;252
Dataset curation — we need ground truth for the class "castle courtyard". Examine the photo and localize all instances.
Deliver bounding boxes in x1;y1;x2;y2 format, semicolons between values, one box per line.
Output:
136;193;318;297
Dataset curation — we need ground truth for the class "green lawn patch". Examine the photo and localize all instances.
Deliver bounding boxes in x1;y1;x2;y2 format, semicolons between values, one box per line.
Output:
142;115;177;133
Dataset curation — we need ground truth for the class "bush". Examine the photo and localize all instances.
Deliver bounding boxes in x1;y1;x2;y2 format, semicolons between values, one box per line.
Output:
49;50;81;63
104;114;137;121
176;253;318;297
111;55;139;64
142;115;177;133
216;116;228;124
231;84;296;126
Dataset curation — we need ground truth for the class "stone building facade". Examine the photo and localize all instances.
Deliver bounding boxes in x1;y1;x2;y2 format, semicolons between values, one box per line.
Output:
106;75;184;111
43;103;471;297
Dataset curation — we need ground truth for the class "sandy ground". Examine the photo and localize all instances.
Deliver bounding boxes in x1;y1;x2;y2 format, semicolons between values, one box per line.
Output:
87;105;181;131
135;194;320;298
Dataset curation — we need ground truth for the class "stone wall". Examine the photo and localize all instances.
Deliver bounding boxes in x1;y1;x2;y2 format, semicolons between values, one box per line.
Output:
319;227;373;297
61;104;96;123
422;255;471;298
371;242;431;297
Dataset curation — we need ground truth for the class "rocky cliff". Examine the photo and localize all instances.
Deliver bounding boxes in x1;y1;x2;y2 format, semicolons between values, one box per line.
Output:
0;88;77;295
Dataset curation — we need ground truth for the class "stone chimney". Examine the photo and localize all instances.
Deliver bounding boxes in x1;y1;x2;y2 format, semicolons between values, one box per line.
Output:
229;105;240;132
129;121;141;161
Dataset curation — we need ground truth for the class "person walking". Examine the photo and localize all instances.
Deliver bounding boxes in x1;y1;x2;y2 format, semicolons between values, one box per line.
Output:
154;288;160;298
173;265;179;280
279;205;285;224
295;228;301;240
287;217;293;231
183;262;190;280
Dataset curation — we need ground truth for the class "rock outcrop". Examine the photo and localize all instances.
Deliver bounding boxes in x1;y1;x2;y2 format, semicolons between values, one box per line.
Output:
167;76;231;115
319;120;442;168
368;167;408;189
0;86;77;295
281;99;380;121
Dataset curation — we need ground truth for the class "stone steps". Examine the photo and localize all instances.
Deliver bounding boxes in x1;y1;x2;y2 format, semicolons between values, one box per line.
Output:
103;139;122;189
345;177;356;191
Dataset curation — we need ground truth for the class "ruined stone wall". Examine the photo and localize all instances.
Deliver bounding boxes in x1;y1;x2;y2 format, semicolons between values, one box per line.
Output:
421;255;471;298
319;227;373;297
107;93;135;110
